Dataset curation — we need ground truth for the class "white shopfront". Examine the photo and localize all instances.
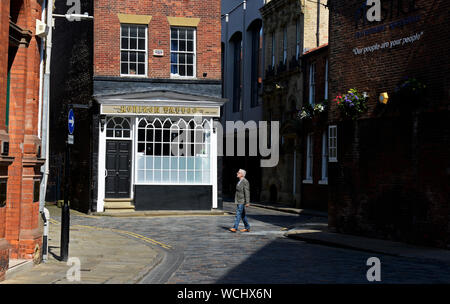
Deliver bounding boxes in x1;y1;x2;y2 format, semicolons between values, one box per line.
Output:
95;91;225;212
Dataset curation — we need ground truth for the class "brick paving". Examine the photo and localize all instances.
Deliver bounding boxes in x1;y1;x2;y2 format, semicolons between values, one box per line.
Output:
47;202;450;284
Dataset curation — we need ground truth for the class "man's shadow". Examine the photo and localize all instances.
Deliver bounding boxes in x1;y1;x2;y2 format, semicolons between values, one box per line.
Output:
48;245;64;261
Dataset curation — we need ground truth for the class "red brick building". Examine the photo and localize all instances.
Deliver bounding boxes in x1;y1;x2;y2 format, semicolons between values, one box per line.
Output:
91;0;225;213
327;0;449;247
0;0;45;280
300;44;328;212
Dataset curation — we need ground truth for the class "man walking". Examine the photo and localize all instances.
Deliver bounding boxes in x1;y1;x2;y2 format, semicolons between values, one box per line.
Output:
230;169;251;232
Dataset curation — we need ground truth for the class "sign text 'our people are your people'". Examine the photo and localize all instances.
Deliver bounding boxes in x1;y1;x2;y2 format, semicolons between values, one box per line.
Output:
353;31;423;55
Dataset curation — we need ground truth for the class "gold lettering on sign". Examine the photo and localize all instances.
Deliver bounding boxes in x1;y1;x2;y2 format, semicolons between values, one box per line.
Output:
104;105;219;116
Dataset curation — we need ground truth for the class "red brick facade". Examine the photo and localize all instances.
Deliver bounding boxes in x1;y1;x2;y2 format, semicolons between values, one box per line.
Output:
327;0;450;246
94;0;221;80
0;0;44;280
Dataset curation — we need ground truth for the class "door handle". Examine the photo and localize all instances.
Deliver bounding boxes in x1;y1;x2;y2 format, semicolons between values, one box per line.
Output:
105;169;108;177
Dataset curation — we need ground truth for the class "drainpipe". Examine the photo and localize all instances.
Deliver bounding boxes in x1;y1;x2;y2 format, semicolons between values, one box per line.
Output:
41;207;50;262
37;0;46;139
316;0;320;47
241;0;246;122
39;0;53;213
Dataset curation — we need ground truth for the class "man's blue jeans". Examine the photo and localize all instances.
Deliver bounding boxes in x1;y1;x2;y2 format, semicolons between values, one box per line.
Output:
233;204;250;230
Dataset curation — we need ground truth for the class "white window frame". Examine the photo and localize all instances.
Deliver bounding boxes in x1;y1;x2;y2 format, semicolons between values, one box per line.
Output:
303;133;313;184
120;24;148;77
319;130;328;184
170;27;197;79
328;125;338;162
105;117;132;140
309;62;316;105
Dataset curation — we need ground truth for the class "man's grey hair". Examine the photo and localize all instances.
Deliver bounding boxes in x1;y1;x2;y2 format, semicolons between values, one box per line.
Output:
239;169;246;177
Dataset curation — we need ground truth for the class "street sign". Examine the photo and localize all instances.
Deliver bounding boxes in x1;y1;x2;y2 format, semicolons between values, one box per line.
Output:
68;109;75;135
67;134;74;145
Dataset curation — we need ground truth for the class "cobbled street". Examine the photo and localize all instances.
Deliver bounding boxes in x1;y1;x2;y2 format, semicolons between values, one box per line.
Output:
50;202;450;284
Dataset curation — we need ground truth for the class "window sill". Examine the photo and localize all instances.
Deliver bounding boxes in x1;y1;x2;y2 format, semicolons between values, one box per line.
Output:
318;179;328;185
170;75;197;80
302;179;313;184
120;74;148;78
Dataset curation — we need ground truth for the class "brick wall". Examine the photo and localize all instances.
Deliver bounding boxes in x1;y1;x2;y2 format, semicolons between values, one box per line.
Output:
328;0;450;247
2;0;44;269
94;0;221;79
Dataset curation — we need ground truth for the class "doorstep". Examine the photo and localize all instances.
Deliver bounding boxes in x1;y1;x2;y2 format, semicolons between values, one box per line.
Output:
92;209;230;217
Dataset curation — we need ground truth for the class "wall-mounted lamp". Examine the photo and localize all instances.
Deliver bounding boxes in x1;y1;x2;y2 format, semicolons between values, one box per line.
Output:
379;92;389;104
100;115;106;132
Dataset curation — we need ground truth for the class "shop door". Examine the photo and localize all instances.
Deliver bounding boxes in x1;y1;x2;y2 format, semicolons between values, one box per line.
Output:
105;140;131;198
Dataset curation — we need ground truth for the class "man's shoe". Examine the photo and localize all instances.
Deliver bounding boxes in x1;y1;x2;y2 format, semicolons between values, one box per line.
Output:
229;228;237;232
240;228;250;232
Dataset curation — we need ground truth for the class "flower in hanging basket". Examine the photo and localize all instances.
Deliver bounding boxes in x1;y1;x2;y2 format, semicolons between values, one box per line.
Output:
333;88;368;120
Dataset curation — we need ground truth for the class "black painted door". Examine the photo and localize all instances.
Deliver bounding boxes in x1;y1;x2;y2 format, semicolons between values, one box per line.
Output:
105;140;131;198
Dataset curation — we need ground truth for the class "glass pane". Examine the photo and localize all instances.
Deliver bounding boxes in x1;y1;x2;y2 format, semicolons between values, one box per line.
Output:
138;52;145;63
121;63;128;74
195;171;202;183
171;64;178;74
162;157;170;169
154;143;161;155
170;170;178;183
179;157;186;169
163;143;170;156
145;143;153;155
130;63;136;74
187;40;193;52
171;53;178;64
121;52;128;62
145;170;153;182
179;54;186;64
187;54;193;64
130;52;136;62
179;170;186;183
171;40;178;51
179;65;186;76
180;29;186;39
138;39;145;50
114;129;122;137
154;156;161;169
171;29;178;39
138;64;145;75
121;38;128;49
130;26;137;37
106;130;113;137
130;38;137;49
121;26;129;37
138;27;145;38
203;171;210;184
179;40;186;51
137;170;145;182
138;143;145;153
171;157;178;170
162;170;170;182
154;170;161;182
137;154;145;170
187;29;193;40
187;65;193;77
187;171;194;182
146;156;153;169
187;157;194;169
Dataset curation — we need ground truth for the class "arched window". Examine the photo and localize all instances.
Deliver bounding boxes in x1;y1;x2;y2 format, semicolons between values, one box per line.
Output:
136;117;212;184
230;32;243;113
106;117;131;138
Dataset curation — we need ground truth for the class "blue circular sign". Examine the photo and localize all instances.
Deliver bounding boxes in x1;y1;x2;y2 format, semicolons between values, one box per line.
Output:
68;109;75;135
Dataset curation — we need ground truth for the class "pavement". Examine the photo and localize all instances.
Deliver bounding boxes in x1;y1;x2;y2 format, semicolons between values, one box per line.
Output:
1;201;450;284
1;205;164;284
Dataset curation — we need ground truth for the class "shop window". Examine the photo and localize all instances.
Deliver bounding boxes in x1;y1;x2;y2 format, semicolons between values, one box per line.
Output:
328;125;337;162
296;19;301;59
106;117;131;139
250;22;262;108
303;133;313;184
282;26;287;64
324;58;329;100
120;24;147;76
136;117;211;184
171;27;196;78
